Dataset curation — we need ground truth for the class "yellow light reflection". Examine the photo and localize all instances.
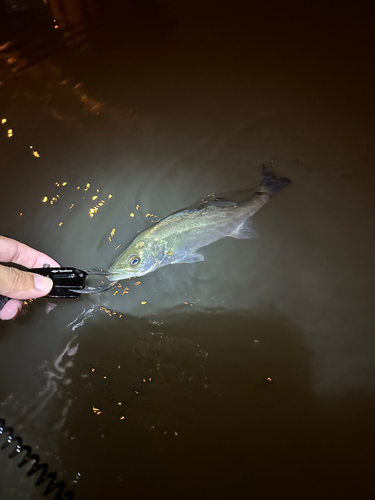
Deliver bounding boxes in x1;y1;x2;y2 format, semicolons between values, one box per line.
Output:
32;150;40;158
1;118;6;124
40;178;113;221
100;306;116;317
7;128;13;138
89;195;112;218
92;406;101;415
130;212;135;217
59;222;63;226
141;301;147;305
108;228;116;241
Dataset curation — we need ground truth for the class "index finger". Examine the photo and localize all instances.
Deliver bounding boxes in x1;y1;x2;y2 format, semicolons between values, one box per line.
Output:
0;236;60;269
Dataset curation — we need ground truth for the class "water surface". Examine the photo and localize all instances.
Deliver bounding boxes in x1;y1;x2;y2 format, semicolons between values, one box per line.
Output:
1;1;375;498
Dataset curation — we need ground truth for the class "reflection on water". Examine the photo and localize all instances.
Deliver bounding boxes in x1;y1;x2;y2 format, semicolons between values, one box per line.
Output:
67;304;98;330
1;0;375;498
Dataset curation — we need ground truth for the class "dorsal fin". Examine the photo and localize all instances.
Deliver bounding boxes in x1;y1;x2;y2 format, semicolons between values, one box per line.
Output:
192;194;238;209
210;197;238;207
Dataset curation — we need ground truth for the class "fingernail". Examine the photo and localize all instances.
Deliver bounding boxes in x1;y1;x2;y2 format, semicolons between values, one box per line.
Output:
34;274;53;292
3;301;21;321
7;307;18;320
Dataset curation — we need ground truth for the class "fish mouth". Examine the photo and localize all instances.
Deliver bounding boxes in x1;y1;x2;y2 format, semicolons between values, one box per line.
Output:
107;270;135;282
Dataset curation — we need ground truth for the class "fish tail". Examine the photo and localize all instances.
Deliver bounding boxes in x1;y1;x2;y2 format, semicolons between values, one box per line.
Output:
260;166;291;193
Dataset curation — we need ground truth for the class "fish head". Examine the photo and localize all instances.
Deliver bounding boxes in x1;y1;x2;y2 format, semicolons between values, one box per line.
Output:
108;239;164;281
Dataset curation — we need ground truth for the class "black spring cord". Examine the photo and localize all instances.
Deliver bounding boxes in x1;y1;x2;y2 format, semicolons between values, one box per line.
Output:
0;417;74;499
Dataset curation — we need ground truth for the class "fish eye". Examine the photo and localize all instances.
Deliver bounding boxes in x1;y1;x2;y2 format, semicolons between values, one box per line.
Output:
129;255;140;266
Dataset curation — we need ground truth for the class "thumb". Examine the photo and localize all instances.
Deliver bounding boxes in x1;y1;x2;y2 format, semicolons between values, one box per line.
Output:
0;264;53;300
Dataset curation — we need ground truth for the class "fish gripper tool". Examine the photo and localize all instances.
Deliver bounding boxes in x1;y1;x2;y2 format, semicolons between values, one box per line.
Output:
0;267;113;311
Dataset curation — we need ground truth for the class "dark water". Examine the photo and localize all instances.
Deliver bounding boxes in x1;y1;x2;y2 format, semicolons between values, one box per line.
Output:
1;1;375;498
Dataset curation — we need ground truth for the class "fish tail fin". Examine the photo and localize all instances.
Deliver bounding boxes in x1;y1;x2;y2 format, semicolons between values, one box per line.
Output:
260;166;291;193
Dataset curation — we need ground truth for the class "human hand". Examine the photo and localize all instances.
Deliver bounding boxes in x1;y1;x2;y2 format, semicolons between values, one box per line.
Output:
0;236;60;320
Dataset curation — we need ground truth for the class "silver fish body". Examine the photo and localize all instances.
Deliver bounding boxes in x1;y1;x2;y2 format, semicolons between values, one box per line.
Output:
108;167;291;281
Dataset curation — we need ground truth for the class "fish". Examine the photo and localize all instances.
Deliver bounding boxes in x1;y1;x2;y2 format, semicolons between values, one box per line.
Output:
108;167;291;281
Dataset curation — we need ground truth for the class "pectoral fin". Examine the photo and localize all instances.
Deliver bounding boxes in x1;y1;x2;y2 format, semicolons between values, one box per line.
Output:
173;253;205;264
229;219;258;239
